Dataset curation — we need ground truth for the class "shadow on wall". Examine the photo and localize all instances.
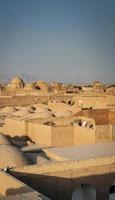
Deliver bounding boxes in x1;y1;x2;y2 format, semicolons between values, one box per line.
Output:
6;186;33;196
9;171;115;200
6;135;35;148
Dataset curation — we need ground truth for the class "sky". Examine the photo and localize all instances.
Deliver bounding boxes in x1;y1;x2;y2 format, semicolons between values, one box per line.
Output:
0;0;115;83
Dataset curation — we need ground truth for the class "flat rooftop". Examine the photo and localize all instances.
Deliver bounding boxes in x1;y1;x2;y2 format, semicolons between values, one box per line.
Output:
44;142;115;161
21;144;49;152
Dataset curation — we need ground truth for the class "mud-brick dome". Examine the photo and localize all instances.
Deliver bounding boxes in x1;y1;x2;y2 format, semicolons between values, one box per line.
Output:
24;83;35;90
1;106;17;115
93;81;105;91
54;110;72;117
0;145;30;169
29;111;52;119
0;133;11;145
9;76;25;89
11;77;23;84
35;80;48;91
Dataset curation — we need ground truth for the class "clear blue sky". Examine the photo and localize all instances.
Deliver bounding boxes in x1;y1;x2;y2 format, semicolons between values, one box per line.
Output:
0;0;115;83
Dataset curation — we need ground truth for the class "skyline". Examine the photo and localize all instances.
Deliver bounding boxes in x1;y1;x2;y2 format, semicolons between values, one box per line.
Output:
0;0;115;83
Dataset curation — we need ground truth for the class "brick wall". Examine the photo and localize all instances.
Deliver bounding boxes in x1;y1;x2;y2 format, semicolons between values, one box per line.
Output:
0;118;26;137
11;156;115;200
74;126;95;145
52;126;74;147
96;125;111;143
28;122;52;146
74;109;109;125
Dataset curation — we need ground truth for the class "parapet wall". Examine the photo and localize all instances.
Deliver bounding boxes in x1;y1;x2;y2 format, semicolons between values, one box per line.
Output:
0;94;74;107
0;170;49;199
52;126;74;147
11;155;115;176
28;122;52;146
73;94;115;109
74;126;95;145
0;118;113;147
0;118;26;137
0;170;33;196
11;156;115;200
74;95;106;108
0;95;47;107
74;109;115;125
74;109;109;124
109;110;115;124
96;125;111;143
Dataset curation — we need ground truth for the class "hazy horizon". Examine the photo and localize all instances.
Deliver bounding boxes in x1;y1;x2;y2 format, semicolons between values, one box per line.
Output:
0;0;115;83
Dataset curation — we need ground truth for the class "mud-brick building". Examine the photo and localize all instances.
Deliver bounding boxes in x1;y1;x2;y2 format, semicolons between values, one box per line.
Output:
10;142;115;200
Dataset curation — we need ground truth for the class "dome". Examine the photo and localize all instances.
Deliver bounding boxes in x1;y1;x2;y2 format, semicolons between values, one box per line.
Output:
33;104;48;110
35;107;51;113
54;110;72;117
29;111;52;119
0;133;11;145
15;106;22;110
1;106;17;115
14;109;31;117
93;81;105;91
11;77;24;84
24;83;35;90
9;77;24;89
20;106;35;112
48;101;70;112
0;145;30;169
27;106;36;112
68;105;81;113
35;80;48;90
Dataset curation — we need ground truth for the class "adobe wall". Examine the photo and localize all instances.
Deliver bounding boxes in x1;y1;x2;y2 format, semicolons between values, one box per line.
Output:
0;170;33;196
106;95;115;107
109;110;115;124
52;126;74;147
112;125;115;141
74;109;109;125
74;109;115;125
0;170;49;200
0;94;74;108
0;118;112;147
94;96;107;109
74;96;95;108
0;119;52;146
0;118;26;137
73;95;115;109
89;109;109;124
73;95;109;109
0;118;74;147
10;156;115;200
74;126;95;145
0;96;48;107
28;122;52;146
95;125;111;143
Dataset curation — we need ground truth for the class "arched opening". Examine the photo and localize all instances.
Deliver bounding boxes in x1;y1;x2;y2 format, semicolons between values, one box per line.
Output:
72;183;96;200
109;182;115;200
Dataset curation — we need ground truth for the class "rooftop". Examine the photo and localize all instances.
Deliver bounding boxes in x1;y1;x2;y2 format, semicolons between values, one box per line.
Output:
0;170;49;200
44;142;115;161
